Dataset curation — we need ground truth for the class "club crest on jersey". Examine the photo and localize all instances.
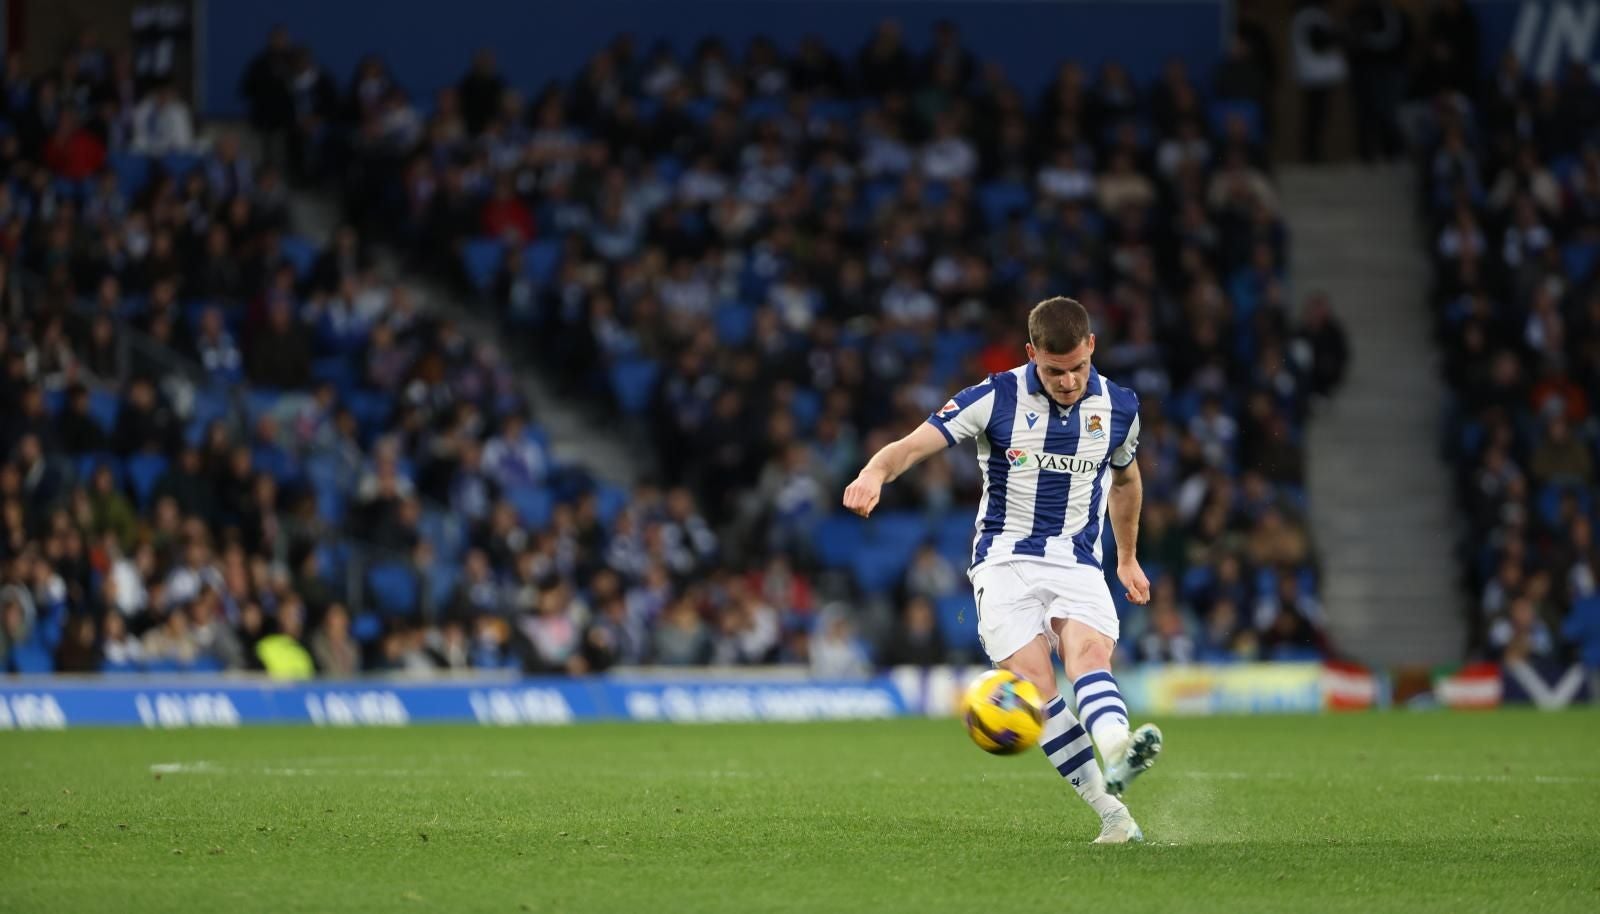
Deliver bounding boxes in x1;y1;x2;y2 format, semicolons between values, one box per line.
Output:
1087;415;1106;439
1006;448;1028;467
938;400;960;419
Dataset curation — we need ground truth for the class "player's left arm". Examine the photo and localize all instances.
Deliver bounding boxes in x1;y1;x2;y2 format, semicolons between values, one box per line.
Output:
1109;460;1149;604
1107;400;1149;605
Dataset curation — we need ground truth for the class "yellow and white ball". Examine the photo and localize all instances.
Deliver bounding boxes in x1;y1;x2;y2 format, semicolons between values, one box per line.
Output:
960;669;1045;755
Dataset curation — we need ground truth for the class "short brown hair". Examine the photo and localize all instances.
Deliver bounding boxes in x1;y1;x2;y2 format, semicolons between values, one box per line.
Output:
1028;296;1091;353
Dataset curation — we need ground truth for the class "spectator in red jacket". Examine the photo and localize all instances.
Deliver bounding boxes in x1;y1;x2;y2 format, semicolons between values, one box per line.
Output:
479;176;534;243
42;110;106;180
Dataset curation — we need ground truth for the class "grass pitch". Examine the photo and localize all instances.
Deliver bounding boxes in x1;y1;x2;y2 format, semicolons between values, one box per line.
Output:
2;711;1597;913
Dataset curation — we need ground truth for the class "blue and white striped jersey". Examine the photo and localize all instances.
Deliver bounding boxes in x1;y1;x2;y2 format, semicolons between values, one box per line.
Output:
926;363;1141;573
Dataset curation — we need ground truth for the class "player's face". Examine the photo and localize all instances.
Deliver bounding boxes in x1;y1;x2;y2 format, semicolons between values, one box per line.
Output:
1027;336;1095;405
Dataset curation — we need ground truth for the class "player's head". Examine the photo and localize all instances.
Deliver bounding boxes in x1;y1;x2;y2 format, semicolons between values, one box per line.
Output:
1026;296;1095;404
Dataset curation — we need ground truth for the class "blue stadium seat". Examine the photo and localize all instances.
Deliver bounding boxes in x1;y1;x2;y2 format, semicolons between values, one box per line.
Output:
43;387;65;417
524;239;562;285
810;98;856;124
935;511;977;557
351;612;385;644
1563;242;1599;284
419;509;466;562
310;356;358;393
713;305;756;346
595;483;631;526
462;237;505;292
160;152;202;179
75;452;123;488
811;513;866;568
88;389;120;435
191;385;232;427
244;388;283;424
744;96;784;121
316;542;351;585
109;152;151;195
850;544;908;594
935;593;984;654
788;387;822;432
1209;99;1263;143
509;486;555;529
278;235;319;280
426;562;461;613
347;389;394;439
367;562;420;617
10;641;55;674
125;453;169;509
608;359;659;415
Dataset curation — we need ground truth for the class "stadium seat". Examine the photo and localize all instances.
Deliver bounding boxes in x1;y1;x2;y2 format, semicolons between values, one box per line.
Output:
278;235;319;279
608;359;660;415
125;453;169;509
347;389;395;439
351;612;385;644
524;239;563;285
595;483;630;526
310;356;358;393
160;152;202;179
788;387;822;432
1562;242;1599;284
713;305;756;346
849;544;908;594
1209;99;1263;143
462;237;505;292
88;389;120;435
811;513;866;568
934;593;984;654
509;486;555;529
109;152;151;195
245;389;283;424
426;561;461;614
366;561;420;616
75;452;122;488
419;509;466;562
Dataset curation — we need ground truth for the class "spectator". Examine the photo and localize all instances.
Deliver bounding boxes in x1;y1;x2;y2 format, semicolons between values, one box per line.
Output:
879;596;946;666
130;81;195;153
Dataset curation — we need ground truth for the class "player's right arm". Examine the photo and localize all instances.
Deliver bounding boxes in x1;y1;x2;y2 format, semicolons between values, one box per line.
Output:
842;377;996;518
842;423;948;517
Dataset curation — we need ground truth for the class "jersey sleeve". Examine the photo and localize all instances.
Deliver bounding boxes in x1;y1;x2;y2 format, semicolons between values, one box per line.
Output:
1109;386;1141;469
1111;414;1141;468
926;378;996;447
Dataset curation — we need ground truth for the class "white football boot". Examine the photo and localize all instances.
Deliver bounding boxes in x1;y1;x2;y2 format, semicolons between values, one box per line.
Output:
1092;807;1144;844
1103;723;1163;796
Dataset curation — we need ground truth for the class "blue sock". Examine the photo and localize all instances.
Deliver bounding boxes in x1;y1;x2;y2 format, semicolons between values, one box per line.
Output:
1039;694;1122;817
1072;670;1131;758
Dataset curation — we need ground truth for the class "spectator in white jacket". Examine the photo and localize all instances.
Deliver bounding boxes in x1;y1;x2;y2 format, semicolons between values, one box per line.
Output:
131;82;196;154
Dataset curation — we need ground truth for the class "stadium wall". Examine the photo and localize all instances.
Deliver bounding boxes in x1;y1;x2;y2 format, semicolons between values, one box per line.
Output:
199;0;1226;117
3;663;1584;729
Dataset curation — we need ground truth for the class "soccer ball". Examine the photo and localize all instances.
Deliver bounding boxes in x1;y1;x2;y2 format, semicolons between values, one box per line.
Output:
960;669;1045;755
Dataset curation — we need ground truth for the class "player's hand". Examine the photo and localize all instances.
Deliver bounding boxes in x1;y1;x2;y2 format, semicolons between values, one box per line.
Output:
1118;560;1151;605
842;468;885;518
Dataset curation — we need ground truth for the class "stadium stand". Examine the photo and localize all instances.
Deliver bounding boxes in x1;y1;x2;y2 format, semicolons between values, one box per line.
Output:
2;21;1338;675
1414;40;1600;667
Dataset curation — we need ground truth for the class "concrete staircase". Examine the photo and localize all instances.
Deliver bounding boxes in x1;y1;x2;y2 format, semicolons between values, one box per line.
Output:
1281;163;1466;668
286;188;642;485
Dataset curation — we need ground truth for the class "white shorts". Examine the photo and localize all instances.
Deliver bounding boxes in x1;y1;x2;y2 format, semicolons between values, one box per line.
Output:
969;560;1119;663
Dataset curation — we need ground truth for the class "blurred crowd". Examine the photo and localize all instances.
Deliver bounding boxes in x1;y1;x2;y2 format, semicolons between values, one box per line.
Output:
3;19;1343;677
1416;17;1600;668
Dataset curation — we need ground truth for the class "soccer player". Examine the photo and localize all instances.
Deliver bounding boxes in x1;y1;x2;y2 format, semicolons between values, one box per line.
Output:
843;296;1161;844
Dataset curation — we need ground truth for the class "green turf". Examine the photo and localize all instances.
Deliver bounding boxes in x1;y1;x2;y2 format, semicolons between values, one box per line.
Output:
2;711;1598;913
